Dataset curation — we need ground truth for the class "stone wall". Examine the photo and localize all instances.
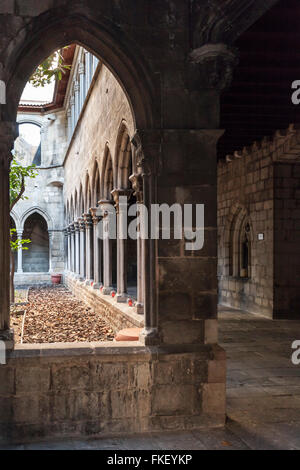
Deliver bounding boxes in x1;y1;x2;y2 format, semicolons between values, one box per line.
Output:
0;342;225;444
217;146;274;317
64;64;134;205
274;161;300;318
65;274;144;333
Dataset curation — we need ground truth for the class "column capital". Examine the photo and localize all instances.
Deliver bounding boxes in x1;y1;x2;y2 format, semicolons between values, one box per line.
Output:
189;43;239;91
129;173;144;203
73;221;80;231
131;129;162;176
90;207;102;225
98;199;114;217
16;229;23;238
111;188;132;213
83;213;93;226
78;217;85;231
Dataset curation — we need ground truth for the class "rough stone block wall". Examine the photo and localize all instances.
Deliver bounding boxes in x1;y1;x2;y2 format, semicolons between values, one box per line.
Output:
274;161;300;318
65;274;144;333
218;149;274;316
0;343;226;443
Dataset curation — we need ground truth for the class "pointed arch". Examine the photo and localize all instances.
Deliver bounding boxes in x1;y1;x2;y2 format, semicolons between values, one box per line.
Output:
100;145;114;200
115;121;133;189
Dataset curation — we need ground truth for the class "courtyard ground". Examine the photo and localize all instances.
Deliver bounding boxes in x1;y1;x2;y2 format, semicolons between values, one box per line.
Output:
4;302;300;449
11;286;114;343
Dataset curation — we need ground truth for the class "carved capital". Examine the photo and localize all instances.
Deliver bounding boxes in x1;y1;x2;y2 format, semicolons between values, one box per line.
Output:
90;207;102;225
78;217;85;231
131;129;162;176
189;43;238;91
111;188;132;213
129;173;144;203
83;213;93;227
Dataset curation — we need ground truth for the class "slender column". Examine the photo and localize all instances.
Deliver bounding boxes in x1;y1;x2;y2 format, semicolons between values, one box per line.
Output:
99;200;113;294
84;51;91;95
74;221;80;277
74;80;80;122
83;213;93;284
129;173;144;313
78;217;86;280
17;229;23;273
67;226;71;271
112;189;132;302
48;230;53;273
0;122;16;341
78;62;85;111
90;208;102;289
69;223;75;273
70;96;75;134
67;108;72;142
63;228;68;271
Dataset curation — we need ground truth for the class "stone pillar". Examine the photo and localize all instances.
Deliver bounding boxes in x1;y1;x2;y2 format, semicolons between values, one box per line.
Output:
67;107;72;142
129;173;144;314
90;208;102;289
69;224;75;273
74;80;80;122
78;61;85;110
83;213;93;285
99;200;113;294
74;221;80;277
63;228;68;271
17;229;23;273
0;121;17;342
111;189;132;302
78;217;86;281
48;230;53;273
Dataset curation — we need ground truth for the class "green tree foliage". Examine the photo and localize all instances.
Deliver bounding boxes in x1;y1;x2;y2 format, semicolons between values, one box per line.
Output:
29;48;71;88
9;158;37;303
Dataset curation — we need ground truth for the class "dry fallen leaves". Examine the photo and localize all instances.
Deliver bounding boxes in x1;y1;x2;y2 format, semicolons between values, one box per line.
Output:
17;286;114;344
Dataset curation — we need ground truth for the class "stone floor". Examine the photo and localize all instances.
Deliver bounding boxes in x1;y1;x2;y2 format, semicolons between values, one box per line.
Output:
2;305;300;450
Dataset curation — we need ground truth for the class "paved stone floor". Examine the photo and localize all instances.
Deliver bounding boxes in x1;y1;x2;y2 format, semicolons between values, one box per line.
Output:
2;306;300;450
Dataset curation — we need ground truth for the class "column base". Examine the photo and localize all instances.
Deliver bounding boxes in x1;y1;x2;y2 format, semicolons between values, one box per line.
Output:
135;302;144;315
102;286;113;295
92;283;102;290
116;293;128;303
139;327;160;346
0;328;14;351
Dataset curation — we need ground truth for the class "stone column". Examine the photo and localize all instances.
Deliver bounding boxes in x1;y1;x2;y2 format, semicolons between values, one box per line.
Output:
17;229;24;273
83;213;93;285
90;208;102;289
129;173;144;314
67;107;72;142
78;217;86;281
63;228;68;271
69;224;75;273
78;61;85;110
99;200;114;294
0;121;17;342
48;230;53;273
74;221;80;277
66;227;71;271
111;189;132;302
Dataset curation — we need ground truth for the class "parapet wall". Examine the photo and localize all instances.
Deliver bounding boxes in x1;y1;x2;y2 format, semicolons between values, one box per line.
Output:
0;342;226;444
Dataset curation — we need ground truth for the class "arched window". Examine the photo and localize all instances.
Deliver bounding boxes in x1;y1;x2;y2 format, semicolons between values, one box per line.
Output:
15;123;42;166
240;219;251;279
228;209;252;279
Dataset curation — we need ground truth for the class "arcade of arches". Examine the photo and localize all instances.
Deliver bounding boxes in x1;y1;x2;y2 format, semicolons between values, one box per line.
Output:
0;0;300;444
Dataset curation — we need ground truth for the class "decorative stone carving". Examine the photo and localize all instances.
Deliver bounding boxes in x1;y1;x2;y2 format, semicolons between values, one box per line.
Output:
189;43;238;91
